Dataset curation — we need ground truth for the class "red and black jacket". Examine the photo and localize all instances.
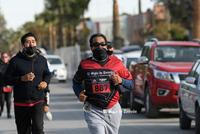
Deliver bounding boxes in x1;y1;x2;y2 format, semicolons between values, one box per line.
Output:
73;56;132;109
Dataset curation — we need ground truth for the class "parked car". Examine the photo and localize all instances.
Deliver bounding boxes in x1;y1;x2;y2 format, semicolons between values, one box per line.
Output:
130;38;200;118
113;49;124;60
37;47;47;55
122;50;142;69
121;45;142;53
44;55;67;82
81;50;92;60
178;59;200;133
119;50;142;107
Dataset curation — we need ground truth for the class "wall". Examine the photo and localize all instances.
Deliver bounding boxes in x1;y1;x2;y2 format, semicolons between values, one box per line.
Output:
54;44;81;79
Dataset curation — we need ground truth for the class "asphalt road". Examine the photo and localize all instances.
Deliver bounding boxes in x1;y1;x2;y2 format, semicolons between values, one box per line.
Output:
0;79;196;134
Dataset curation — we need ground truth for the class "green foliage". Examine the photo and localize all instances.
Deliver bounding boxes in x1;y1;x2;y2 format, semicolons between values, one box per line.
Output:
45;0;90;26
0;12;16;52
154;22;168;40
152;0;193;27
170;23;187;41
0;0;91;53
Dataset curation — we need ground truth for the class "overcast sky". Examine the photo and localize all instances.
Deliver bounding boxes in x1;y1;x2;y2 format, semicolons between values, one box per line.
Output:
0;0;154;31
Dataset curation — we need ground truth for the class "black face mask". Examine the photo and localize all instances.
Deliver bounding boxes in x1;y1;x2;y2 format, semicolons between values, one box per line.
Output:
25;46;37;55
92;47;108;61
107;50;113;56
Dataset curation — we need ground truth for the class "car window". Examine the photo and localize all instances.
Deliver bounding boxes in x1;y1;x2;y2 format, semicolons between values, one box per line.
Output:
188;62;199;77
193;63;200;81
127;58;138;68
141;46;149;57
146;47;151;61
46;58;62;64
153;46;200;62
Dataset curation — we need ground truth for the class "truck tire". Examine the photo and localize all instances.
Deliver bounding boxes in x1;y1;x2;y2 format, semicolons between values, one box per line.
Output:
179;103;191;129
196;107;200;134
145;87;159;118
130;89;142;113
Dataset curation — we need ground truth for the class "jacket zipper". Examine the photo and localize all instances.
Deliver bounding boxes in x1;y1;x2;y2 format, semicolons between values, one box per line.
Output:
30;61;34;102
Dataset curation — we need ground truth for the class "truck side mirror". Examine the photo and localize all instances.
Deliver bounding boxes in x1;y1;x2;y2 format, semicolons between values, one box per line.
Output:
138;56;148;64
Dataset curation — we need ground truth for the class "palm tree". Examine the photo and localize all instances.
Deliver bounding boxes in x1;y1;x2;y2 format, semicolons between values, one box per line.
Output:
193;0;200;39
113;0;121;49
45;0;90;48
139;0;141;14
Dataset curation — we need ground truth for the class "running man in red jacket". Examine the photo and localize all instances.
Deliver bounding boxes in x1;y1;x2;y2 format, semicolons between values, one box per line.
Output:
73;33;134;134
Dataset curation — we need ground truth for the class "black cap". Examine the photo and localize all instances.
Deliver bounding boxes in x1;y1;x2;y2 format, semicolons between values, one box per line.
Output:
107;41;113;48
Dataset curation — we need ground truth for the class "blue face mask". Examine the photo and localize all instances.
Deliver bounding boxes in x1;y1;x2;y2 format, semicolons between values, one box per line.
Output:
92;47;108;61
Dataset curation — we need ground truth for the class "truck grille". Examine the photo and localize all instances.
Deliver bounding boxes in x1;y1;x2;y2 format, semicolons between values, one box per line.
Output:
178;74;188;80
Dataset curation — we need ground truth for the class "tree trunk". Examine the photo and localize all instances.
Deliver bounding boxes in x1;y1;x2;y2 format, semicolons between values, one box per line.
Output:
67;26;71;46
49;23;53;50
139;0;141;14
63;27;66;47
83;18;89;50
73;25;78;44
113;0;121;49
53;26;57;50
58;6;64;48
193;0;200;39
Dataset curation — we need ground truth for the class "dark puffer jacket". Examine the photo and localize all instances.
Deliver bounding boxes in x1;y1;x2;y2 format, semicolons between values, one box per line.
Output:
4;51;51;103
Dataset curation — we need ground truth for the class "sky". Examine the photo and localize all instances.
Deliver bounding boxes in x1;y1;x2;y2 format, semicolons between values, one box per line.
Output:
0;0;155;31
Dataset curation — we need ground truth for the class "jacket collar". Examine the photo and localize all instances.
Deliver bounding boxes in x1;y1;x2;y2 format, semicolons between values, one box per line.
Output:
18;49;39;62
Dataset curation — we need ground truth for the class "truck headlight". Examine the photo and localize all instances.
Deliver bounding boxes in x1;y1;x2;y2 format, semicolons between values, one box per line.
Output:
153;69;174;82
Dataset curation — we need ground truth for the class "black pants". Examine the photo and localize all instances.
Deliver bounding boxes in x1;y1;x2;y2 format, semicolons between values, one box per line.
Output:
1;91;12;115
14;102;44;134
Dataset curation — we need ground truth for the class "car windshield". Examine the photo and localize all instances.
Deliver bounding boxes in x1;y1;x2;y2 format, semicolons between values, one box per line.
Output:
46;58;62;64
154;46;200;62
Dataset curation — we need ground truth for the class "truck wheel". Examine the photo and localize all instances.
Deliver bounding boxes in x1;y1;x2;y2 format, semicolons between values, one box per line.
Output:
179;103;191;129
119;94;128;108
145;87;159;118
130;89;142;113
195;107;200;133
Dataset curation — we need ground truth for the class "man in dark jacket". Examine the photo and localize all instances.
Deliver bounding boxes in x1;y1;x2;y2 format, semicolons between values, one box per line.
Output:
4;32;51;134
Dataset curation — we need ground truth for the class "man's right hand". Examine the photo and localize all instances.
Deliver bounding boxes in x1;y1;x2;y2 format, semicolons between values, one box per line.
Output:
78;90;87;102
21;72;35;82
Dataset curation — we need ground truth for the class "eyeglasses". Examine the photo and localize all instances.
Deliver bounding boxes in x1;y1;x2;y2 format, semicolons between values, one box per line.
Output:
93;42;107;47
2;56;8;59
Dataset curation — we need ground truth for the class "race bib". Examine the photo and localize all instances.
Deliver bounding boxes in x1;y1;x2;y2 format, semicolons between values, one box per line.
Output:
92;83;110;93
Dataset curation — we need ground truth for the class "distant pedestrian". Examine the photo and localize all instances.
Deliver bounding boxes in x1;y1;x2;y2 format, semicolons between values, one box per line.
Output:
107;42;115;56
73;33;134;134
36;48;53;121
4;32;51;134
0;52;12;118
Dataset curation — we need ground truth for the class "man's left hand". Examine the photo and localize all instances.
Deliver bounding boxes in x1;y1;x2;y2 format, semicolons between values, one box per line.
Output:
38;81;47;90
110;74;122;84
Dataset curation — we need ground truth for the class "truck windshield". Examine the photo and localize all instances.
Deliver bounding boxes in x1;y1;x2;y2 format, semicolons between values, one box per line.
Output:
154;46;200;62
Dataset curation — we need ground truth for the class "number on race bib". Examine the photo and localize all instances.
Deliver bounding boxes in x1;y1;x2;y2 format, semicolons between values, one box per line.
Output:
92;83;110;93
